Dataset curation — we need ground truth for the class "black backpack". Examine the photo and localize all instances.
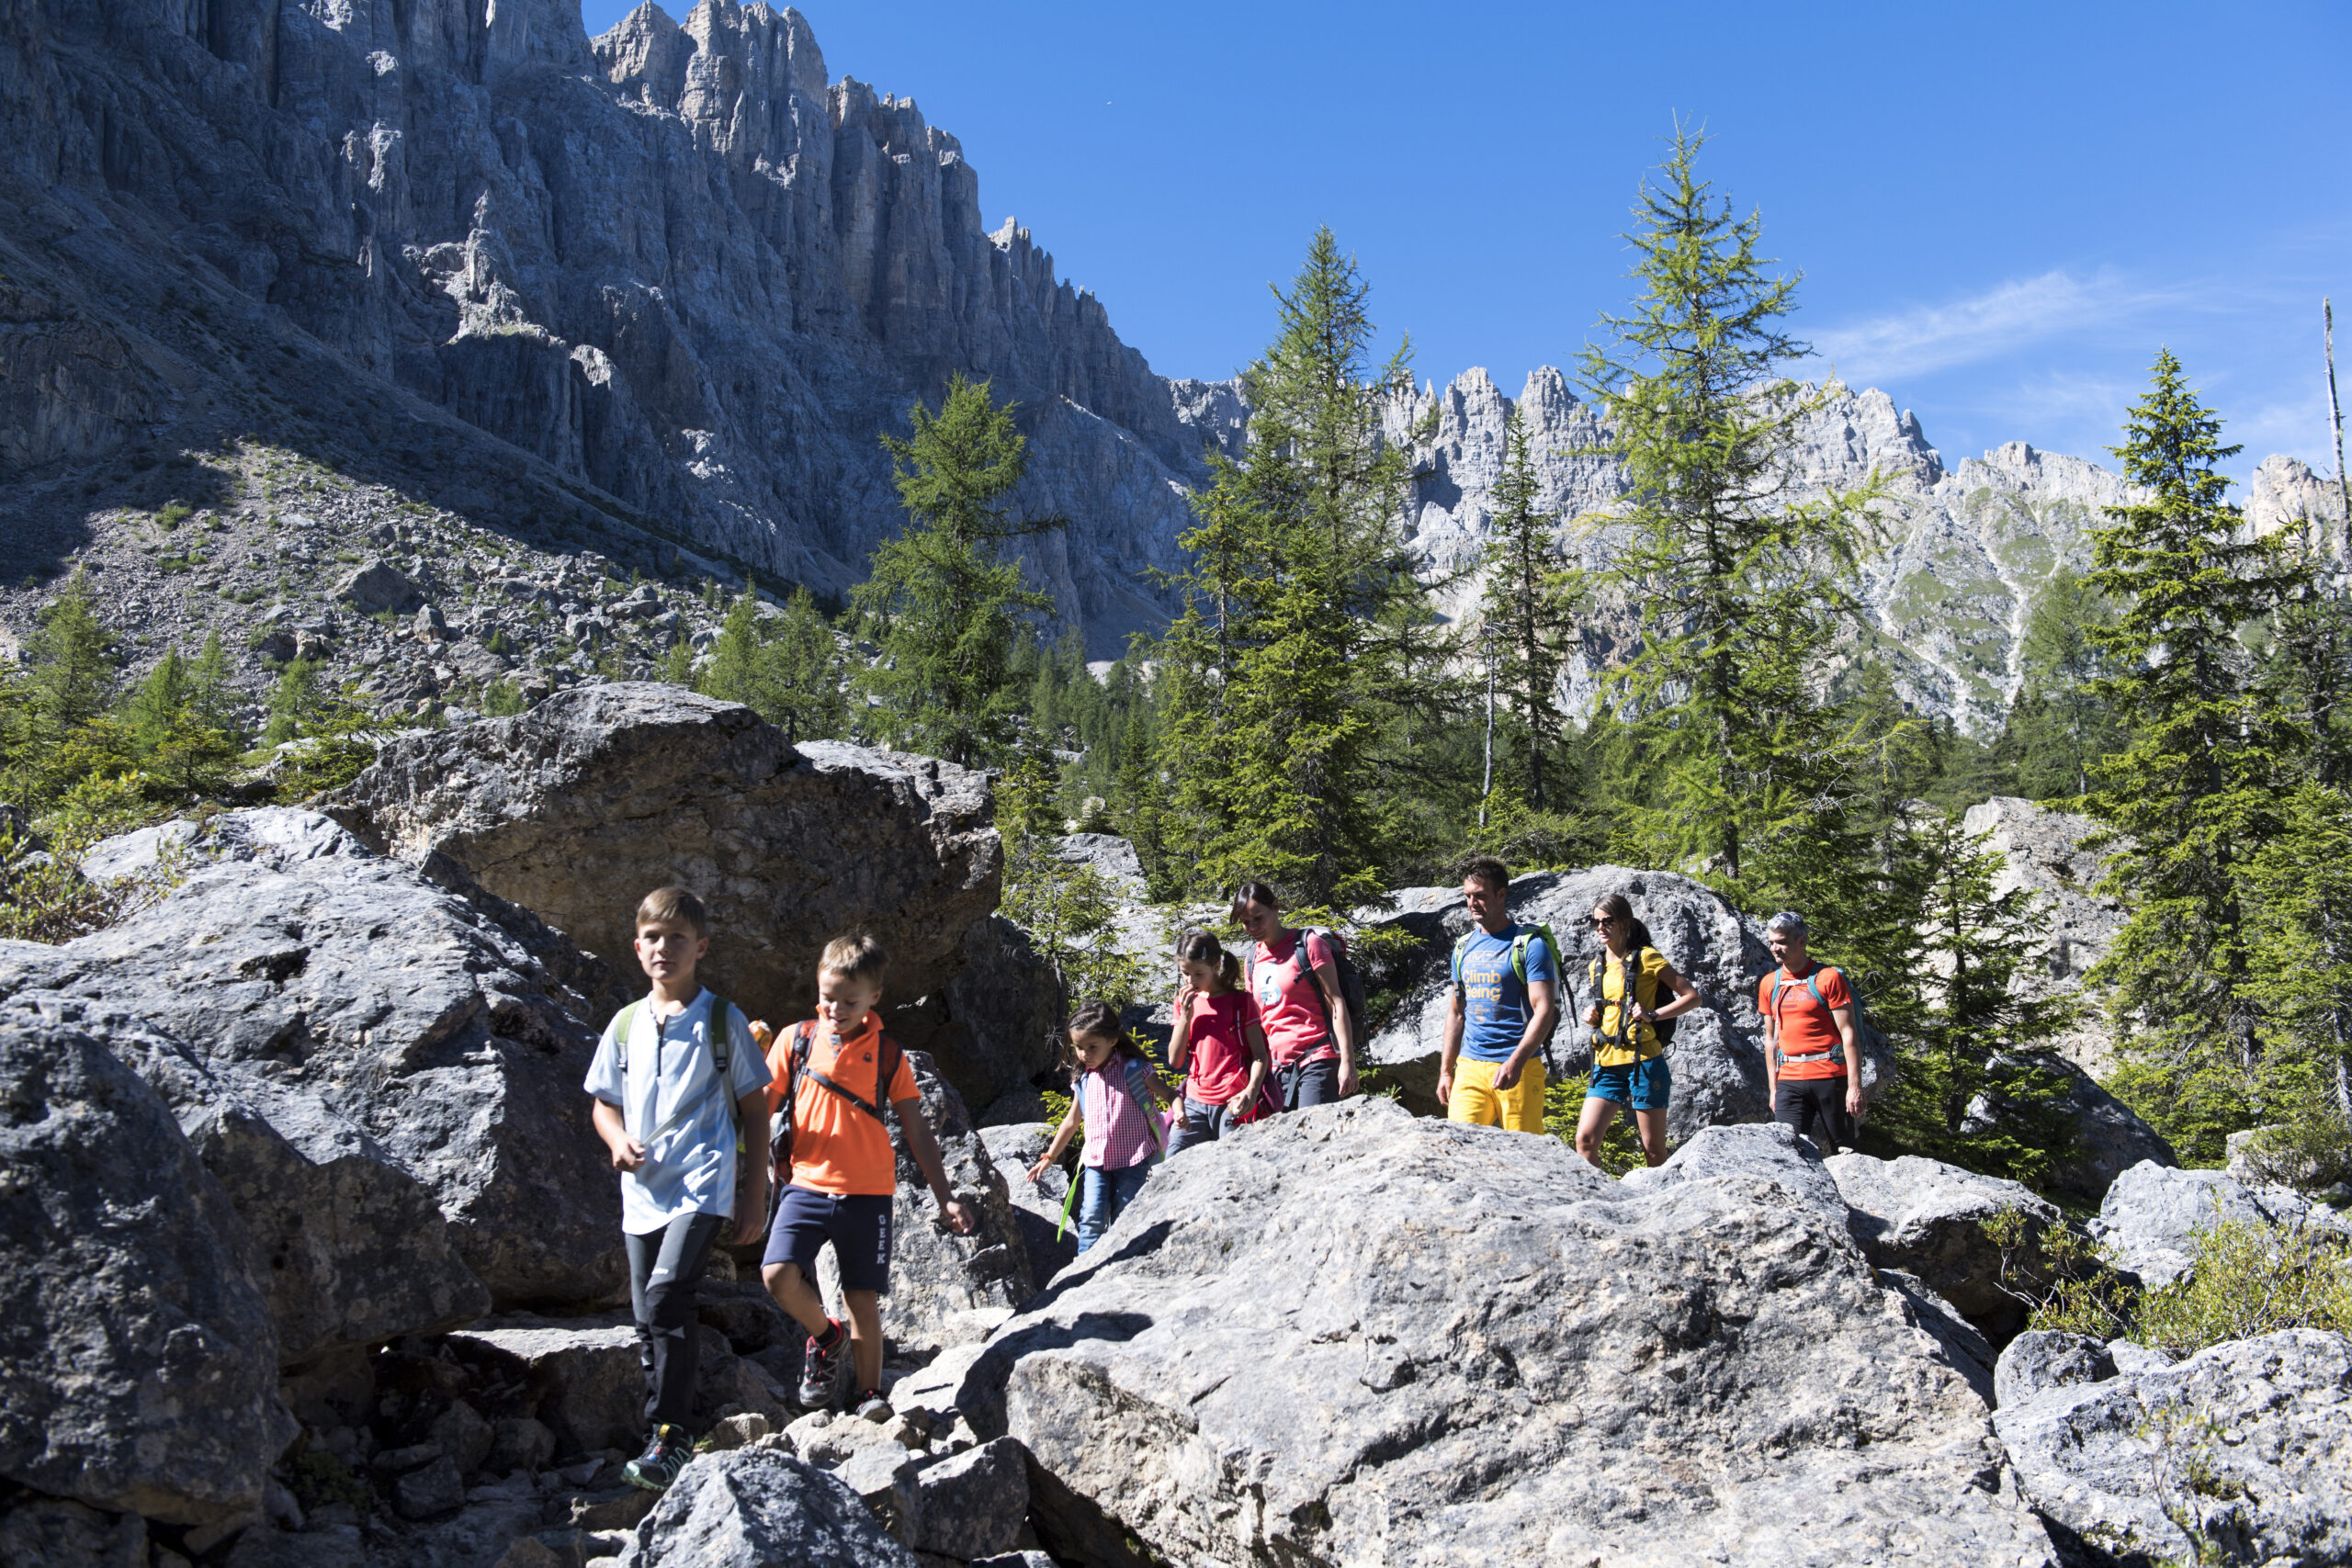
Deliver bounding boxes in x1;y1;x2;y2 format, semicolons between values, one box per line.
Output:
1587;948;1677;1050
770;1019;906;1174
1249;926;1367;1055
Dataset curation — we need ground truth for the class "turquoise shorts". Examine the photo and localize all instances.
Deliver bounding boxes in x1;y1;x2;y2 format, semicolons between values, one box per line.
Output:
1588;1055;1671;1110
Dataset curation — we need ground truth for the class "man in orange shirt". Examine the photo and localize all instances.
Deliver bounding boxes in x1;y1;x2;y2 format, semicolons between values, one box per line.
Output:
1758;911;1864;1155
759;931;974;1416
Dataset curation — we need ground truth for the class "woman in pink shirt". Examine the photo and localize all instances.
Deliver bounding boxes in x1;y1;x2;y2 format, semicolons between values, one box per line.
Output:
1231;882;1359;1111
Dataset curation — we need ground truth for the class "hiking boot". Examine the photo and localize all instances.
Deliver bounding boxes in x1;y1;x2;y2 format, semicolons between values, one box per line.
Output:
621;1423;693;1493
854;1389;891;1422
797;1322;853;1410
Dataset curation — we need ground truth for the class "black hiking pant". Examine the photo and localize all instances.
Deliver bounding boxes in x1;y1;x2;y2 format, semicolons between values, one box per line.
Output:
1279;1055;1341;1111
1774;1075;1858;1156
625;1211;726;1431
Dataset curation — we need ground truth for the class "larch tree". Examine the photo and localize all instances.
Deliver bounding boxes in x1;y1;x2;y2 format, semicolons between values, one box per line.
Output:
1576;125;1893;922
852;375;1062;769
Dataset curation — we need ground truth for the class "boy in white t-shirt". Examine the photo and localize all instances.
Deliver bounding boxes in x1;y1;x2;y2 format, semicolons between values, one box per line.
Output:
582;886;774;1493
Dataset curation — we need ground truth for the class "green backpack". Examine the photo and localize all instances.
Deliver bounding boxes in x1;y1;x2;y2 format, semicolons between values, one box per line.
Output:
1450;922;1564;1046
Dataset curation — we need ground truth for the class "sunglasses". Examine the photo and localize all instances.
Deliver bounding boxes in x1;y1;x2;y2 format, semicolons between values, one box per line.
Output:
1590;915;1621;928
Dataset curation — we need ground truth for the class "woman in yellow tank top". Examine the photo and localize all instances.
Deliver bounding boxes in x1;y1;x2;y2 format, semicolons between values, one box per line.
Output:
1576;892;1701;1169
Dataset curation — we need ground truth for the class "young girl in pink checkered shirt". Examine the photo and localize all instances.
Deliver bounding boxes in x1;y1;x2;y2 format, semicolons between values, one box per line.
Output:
1027;1001;1170;1254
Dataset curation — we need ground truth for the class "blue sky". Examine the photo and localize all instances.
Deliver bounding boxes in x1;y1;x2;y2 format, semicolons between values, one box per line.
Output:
581;0;2352;480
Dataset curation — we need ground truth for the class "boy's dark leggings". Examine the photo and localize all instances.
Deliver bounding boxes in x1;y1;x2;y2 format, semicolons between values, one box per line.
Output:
625;1212;725;1430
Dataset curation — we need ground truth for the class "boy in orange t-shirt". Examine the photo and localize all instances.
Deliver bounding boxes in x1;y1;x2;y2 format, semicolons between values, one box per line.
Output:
757;931;973;1416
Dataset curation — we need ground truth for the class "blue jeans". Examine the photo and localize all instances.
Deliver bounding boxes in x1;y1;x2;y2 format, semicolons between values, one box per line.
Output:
1076;1163;1152;1254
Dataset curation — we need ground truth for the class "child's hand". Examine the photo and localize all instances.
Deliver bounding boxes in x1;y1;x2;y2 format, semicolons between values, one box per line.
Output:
1024;1156;1051;1186
607;1135;648;1172
942;1197;978;1235
1175;981;1197;1015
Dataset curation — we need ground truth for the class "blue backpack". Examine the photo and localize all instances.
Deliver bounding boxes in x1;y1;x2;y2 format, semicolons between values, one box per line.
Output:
1766;965;1882;1070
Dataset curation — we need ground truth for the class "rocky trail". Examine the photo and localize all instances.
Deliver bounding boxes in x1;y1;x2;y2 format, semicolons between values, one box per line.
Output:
0;687;2341;1567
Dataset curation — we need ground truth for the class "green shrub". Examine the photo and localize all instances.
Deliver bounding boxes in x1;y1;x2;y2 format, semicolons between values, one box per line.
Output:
155;502;192;531
481;679;527;718
1987;1201;2352;1355
1;796;184;944
1544;1074;1645;1176
2133;1213;2352;1357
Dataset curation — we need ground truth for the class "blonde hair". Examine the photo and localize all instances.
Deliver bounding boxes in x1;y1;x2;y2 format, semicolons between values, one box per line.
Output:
635;886;708;937
820;929;889;987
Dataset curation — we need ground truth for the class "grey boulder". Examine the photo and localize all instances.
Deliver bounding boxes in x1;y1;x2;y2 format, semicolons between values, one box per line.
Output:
979;1122;1076;1291
615;1449;918;1568
444;1320;644;1458
1994;1330;2117;1410
863;1051;1034;1356
0;1500;148;1568
906;1436;1030;1560
2089;1159;2352;1288
335;559;426;615
887;913;1065;1118
1996;1328;2352;1566
1361;867;1893;1137
969;1099;2052;1565
0;807;619;1308
0;1009;293;1526
3;991;491;1366
1619;1119;1851;1229
1826;1149;2059;1330
322;684;1001;1032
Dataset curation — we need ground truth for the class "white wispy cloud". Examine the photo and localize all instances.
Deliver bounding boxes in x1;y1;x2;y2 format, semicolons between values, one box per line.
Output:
1809;269;2179;384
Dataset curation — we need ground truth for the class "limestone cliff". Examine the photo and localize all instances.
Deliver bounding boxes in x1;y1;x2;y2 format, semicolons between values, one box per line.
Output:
1385;368;2346;732
0;0;1234;654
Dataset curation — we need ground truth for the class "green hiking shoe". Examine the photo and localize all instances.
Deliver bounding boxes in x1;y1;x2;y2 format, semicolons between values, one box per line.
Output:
622;1423;693;1492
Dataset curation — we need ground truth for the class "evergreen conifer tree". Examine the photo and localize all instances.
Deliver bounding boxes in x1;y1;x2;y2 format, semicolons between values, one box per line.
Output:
187;631;238;743
852;376;1061;768
27;567;115;730
124;649;188;755
2011;565;2124;799
1577;128;1893;922
2083;349;2303;1161
1477;410;1583;812
1151;229;1448;906
1872;810;2078;1190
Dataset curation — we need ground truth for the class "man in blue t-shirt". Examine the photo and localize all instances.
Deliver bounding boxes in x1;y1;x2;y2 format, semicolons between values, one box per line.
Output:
1438;855;1557;1133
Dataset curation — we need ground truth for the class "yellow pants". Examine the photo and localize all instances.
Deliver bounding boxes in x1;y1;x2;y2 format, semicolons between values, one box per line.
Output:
1448;1056;1547;1133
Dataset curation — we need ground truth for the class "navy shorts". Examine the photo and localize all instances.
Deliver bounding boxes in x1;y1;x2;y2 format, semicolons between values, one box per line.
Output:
763;1186;894;1293
1588;1055;1671;1110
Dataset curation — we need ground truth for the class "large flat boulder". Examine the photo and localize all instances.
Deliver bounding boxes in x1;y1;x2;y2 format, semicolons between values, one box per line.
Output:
322;684;1001;1032
963;1099;2053;1565
0;1009;293;1526
1996;1328;2351;1565
1827;1150;2059;1331
1361;867;1893;1138
0;808;622;1309
2088;1160;2352;1288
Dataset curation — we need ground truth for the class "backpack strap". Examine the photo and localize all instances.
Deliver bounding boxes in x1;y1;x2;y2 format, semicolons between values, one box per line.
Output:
1121;1054;1169;1160
785;1019;898;1124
